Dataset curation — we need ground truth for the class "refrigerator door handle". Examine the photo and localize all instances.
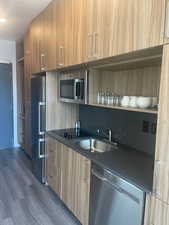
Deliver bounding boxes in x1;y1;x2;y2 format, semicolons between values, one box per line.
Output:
38;102;46;135
38;138;45;159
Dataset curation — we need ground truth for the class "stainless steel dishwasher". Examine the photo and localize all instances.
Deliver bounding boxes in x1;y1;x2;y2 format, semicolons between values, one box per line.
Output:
89;164;145;225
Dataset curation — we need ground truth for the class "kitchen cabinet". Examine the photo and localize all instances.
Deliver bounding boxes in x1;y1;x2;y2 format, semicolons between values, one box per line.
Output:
23;30;32;158
30;16;41;74
144;44;169;224
44;1;57;71
55;0;66;68
46;137;91;225
84;0;102;61
144;195;169;225
30;2;57;73
107;0;165;57
153;44;169;204
64;0;88;66
46;137;62;194
83;0;165;61
27;0;166;70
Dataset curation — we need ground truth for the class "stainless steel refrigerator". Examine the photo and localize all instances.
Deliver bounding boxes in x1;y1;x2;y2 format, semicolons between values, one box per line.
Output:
31;74;46;183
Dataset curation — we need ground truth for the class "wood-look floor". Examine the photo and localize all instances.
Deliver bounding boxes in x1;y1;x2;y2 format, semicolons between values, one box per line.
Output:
0;148;81;225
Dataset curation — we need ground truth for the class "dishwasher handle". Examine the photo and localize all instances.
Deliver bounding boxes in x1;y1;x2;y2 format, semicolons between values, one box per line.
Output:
91;168;140;204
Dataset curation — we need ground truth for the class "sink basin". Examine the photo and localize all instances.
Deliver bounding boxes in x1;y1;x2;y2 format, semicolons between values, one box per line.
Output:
75;138;118;153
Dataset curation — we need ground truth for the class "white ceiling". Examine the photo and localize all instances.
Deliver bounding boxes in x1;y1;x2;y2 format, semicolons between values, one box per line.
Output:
0;0;52;41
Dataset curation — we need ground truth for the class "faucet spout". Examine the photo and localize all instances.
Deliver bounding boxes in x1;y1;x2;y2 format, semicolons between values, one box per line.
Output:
108;129;112;142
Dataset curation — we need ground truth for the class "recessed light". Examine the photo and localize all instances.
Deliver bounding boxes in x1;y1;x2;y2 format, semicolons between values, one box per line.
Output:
0;18;7;23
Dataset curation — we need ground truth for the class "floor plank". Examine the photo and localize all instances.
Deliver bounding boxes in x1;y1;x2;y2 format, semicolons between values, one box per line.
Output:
0;148;81;225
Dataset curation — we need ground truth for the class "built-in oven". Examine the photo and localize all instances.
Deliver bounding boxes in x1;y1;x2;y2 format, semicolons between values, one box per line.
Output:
59;70;88;104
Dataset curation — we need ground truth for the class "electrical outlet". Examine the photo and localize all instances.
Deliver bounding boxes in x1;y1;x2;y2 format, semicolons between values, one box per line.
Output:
151;123;157;135
142;120;149;133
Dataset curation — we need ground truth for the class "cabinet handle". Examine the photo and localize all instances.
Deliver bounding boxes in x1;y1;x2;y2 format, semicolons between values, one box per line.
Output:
41;53;46;71
93;32;98;58
38;102;45;135
153;160;160;197
88;33;93;59
59;46;64;66
166;1;169;38
38;138;45;159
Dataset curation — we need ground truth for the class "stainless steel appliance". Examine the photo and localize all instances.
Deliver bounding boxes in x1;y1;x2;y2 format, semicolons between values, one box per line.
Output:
59;70;88;104
89;164;145;225
31;74;46;183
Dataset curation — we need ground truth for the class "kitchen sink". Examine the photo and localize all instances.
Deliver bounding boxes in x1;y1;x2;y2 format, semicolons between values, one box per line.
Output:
75;138;118;153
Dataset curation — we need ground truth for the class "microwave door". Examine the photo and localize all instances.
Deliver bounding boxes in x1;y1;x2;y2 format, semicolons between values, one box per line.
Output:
74;79;84;100
60;79;74;100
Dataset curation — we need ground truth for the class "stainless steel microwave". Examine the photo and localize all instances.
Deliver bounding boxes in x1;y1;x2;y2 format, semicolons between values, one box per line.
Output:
59;70;88;104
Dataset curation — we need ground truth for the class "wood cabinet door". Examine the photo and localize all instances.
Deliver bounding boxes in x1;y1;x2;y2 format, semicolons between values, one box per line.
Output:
30;17;41;74
144;195;169;225
83;0;111;61
46;138;56;189
43;1;57;71
60;146;91;225
81;0;165;61
55;0;65;68
72;153;91;225
85;0;102;61
60;143;70;203
64;0;88;66
153;44;169;204
107;0;165;57
23;30;32;158
46;137;62;194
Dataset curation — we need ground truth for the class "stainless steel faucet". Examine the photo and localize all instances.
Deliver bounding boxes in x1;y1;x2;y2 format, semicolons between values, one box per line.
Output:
97;128;112;142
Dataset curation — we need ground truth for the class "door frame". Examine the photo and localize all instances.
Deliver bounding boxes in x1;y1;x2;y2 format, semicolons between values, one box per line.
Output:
0;59;18;148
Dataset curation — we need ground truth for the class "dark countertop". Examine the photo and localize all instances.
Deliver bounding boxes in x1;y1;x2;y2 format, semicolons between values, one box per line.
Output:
46;129;154;193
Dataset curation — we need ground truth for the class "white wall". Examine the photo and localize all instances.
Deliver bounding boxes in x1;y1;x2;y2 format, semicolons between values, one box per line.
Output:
0;40;18;147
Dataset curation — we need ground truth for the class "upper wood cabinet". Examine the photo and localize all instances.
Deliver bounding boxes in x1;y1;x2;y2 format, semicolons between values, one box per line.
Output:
95;0;165;59
30;2;57;74
46;137;91;225
30;16;41;74
28;0;166;70
77;0;166;62
106;0;165;57
53;0;66;68
43;1;57;71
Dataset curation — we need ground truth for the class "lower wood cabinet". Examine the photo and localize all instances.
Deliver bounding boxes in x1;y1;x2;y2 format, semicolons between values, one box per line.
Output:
46;137;91;225
144;195;169;225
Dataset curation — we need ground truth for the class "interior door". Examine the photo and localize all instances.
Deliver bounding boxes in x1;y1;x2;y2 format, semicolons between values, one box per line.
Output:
0;63;13;149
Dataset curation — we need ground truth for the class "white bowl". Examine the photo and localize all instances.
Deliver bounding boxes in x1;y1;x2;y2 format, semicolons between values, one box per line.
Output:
137;97;152;109
151;97;158;108
129;96;138;108
121;96;130;107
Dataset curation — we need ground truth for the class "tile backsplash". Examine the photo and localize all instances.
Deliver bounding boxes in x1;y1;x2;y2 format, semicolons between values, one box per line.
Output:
79;105;157;156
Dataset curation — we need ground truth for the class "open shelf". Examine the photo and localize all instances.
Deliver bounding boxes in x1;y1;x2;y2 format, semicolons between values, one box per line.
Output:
89;103;158;114
88;47;162;116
